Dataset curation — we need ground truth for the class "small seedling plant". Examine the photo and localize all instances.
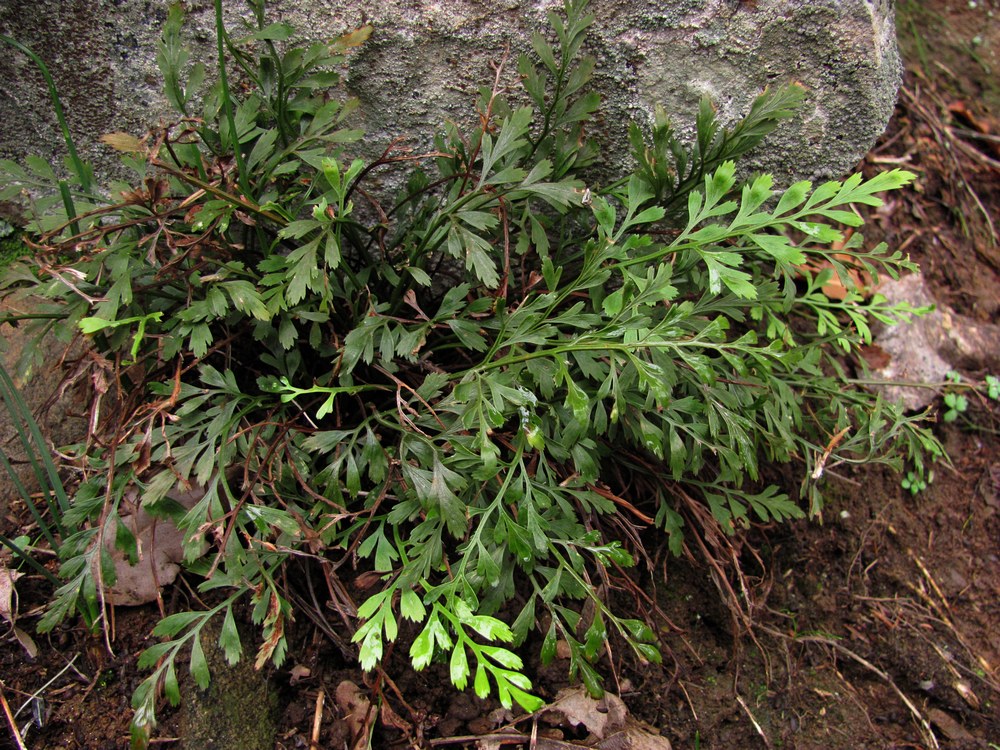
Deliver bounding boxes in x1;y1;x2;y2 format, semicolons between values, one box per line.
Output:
940;370;1000;432
0;0;941;744
942;371;969;422
901;468;931;495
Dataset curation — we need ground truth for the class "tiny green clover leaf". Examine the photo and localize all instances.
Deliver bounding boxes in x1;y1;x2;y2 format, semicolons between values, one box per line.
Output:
901;469;931;495
985;375;999;401
942;392;968;422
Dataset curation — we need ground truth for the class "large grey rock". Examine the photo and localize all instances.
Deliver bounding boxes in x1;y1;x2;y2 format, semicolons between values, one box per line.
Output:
0;0;900;187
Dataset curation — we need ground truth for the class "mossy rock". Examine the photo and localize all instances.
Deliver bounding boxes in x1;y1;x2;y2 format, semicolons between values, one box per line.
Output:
0;228;27;270
179;617;279;750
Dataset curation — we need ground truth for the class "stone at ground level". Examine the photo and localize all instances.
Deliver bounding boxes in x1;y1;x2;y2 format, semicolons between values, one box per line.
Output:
869;274;1000;411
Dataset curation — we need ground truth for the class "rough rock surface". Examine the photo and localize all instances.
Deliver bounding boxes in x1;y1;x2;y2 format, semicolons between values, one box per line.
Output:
869;274;1000;410
0;303;86;520
0;0;900;186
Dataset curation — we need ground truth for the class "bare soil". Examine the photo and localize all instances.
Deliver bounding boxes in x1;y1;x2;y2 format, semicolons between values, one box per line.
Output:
2;1;999;748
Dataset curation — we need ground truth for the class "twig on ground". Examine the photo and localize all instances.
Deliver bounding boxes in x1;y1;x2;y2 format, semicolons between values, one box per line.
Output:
735;693;771;749
310;687;325;750
846;497;894;592
14;653;80;719
0;681;28;750
768;628;940;750
429;732;581;748
899;567;996;686
907;549;951;614
677;680;699;722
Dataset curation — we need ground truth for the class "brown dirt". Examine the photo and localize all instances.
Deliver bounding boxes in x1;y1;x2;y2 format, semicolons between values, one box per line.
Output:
3;1;1000;748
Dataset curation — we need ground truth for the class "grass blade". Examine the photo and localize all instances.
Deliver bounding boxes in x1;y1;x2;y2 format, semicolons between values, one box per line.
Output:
0;364;70;536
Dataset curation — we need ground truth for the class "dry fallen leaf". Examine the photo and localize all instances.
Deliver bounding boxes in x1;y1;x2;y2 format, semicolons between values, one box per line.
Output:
380;698;412;733
100;132;144;153
797;255;874;300
335;680;375;750
0;565;22;624
597;723;673;750
12;624;38;658
94;485;207;606
928;707;977;743
334;24;374;50
952;680;981;711
542;687;627;740
0;565;37;657
288;664;311;685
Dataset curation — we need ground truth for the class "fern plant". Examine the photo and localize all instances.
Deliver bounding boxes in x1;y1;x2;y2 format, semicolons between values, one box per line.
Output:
0;0;941;745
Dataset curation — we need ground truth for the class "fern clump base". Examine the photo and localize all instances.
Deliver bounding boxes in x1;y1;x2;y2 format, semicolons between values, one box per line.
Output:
0;0;941;745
